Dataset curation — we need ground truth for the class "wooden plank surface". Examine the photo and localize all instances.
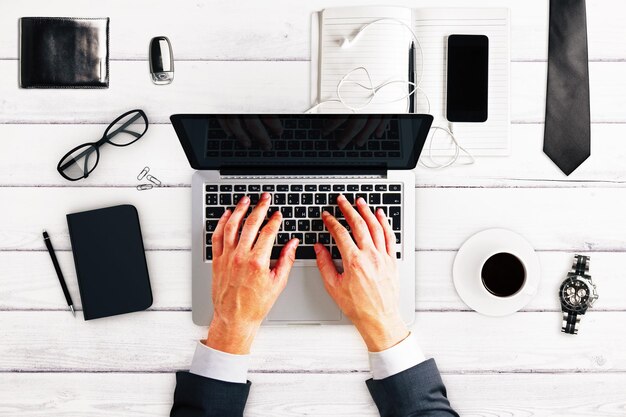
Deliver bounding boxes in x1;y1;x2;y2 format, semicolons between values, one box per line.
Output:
1;0;625;61
2;373;626;417
0;311;621;373
0;187;624;251
1;0;625;415
1;250;624;311
1;124;625;188
2;61;626;123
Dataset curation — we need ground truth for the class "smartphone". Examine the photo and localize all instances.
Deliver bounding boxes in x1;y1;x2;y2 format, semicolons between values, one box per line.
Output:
446;34;489;123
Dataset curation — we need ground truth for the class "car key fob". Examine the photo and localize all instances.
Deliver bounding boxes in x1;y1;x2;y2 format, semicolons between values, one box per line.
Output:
149;36;174;85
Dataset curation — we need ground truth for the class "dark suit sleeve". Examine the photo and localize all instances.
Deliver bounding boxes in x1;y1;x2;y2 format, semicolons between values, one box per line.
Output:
170;371;251;417
366;359;458;417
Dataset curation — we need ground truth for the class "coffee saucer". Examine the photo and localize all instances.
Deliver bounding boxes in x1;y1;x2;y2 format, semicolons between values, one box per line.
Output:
453;228;540;317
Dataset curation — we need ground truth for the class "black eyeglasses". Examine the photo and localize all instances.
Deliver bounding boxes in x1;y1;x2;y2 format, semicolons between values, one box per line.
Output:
57;109;149;181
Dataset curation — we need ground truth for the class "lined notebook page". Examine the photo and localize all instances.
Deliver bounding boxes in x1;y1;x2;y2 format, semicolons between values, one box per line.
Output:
413;8;510;155
317;7;411;113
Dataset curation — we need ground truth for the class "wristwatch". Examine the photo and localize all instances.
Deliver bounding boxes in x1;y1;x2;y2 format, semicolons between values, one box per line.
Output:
559;255;598;335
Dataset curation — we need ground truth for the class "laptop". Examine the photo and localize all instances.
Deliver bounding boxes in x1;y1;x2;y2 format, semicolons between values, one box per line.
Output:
171;114;433;325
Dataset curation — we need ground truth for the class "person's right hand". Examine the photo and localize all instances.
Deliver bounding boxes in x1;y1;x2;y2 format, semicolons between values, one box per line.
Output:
313;195;409;352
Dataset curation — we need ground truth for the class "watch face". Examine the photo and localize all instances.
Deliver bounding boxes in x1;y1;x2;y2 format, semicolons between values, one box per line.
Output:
560;278;591;311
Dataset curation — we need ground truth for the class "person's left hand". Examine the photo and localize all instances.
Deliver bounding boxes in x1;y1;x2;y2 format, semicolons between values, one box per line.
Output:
205;193;299;354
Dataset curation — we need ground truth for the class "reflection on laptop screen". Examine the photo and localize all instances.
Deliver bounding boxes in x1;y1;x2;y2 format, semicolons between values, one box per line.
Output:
171;114;433;171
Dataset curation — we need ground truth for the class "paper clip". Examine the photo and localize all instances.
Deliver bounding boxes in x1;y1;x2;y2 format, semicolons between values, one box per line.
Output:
137;166;150;180
146;174;162;186
137;184;153;191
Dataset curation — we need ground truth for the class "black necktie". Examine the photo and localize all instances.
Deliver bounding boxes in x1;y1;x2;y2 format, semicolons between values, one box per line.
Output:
544;0;591;175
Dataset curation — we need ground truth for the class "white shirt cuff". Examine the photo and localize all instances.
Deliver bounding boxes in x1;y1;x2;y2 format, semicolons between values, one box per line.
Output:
368;333;426;380
189;341;250;384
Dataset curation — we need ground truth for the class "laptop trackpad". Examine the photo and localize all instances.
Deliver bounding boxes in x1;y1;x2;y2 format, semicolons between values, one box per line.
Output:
268;266;341;322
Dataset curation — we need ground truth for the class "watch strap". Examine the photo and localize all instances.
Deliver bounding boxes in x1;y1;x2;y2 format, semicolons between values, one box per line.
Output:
562;311;581;335
571;254;590;277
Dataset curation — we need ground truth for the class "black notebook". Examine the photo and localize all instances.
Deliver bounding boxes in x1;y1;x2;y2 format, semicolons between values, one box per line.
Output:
67;205;153;320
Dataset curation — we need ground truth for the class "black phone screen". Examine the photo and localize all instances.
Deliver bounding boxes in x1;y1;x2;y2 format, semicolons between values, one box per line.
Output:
446;34;489;122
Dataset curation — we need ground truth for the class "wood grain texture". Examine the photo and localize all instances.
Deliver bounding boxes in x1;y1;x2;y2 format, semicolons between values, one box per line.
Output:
1;250;623;311
2;61;626;123
2;123;626;188
0;187;624;251
1;0;625;61
0;311;621;373
2;372;626;417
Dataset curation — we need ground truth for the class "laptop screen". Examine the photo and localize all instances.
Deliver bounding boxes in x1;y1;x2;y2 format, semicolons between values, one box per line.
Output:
171;114;433;172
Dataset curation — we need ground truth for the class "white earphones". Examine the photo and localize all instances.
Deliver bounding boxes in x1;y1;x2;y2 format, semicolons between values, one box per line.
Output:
306;17;474;169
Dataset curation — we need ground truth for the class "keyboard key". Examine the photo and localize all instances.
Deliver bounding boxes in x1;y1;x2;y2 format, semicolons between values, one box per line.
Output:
361;184;373;191
319;184;331;191
305;233;317;244
395;233;401;244
295;207;307;218
328;193;339;204
249;194;260;204
301;193;313;205
271;246;283;259
206;220;218;232
206;185;218;192
315;194;327;205
206;233;213;245
369;193;381;205
284;220;296;231
206;249;213;260
375;184;387;191
305;184;317;191
280;207;293;218
333;184;345;191
318;233;330;244
219;194;231;205
389;206;401;231
339;219;350;231
347;184;359;191
343;193;355;204
249;184;261;192
262;185;275;192
308;206;320;218
334;207;344;218
331;247;341;259
298;219;310;231
206;194;218;205
396;252;401;259
274;193;286;205
206;207;225;219
233;193;245;204
234;185;246;192
356;193;367;202
312;220;324;231
290;184;303;191
268;206;280;216
277;184;289;191
291;233;303;243
277;233;290;244
220;185;232;192
296;246;316;259
383;194;402;204
288;194;300;205
390;184;402;191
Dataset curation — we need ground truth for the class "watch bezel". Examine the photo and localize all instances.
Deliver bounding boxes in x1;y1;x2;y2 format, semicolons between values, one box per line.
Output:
560;275;597;313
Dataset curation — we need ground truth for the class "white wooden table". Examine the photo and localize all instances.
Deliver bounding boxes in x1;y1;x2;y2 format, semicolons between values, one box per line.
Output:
1;1;625;415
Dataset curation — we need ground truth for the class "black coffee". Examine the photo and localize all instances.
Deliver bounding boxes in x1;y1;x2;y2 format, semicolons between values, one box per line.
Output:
481;252;526;297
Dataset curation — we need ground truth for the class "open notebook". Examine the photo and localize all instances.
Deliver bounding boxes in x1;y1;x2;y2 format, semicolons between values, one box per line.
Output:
310;6;510;156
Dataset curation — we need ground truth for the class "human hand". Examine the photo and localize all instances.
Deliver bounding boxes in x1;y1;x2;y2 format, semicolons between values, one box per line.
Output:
206;193;299;354
217;116;283;150
314;195;408;352
322;116;391;150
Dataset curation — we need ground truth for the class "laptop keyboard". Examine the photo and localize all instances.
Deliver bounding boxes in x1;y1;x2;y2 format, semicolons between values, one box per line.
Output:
205;182;403;261
205;116;402;159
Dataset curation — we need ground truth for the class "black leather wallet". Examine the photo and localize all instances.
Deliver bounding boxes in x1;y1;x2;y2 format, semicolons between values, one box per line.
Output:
19;17;109;88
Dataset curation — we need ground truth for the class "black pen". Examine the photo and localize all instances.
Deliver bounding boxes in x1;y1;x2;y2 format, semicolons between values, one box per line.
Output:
43;230;75;317
408;41;416;113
